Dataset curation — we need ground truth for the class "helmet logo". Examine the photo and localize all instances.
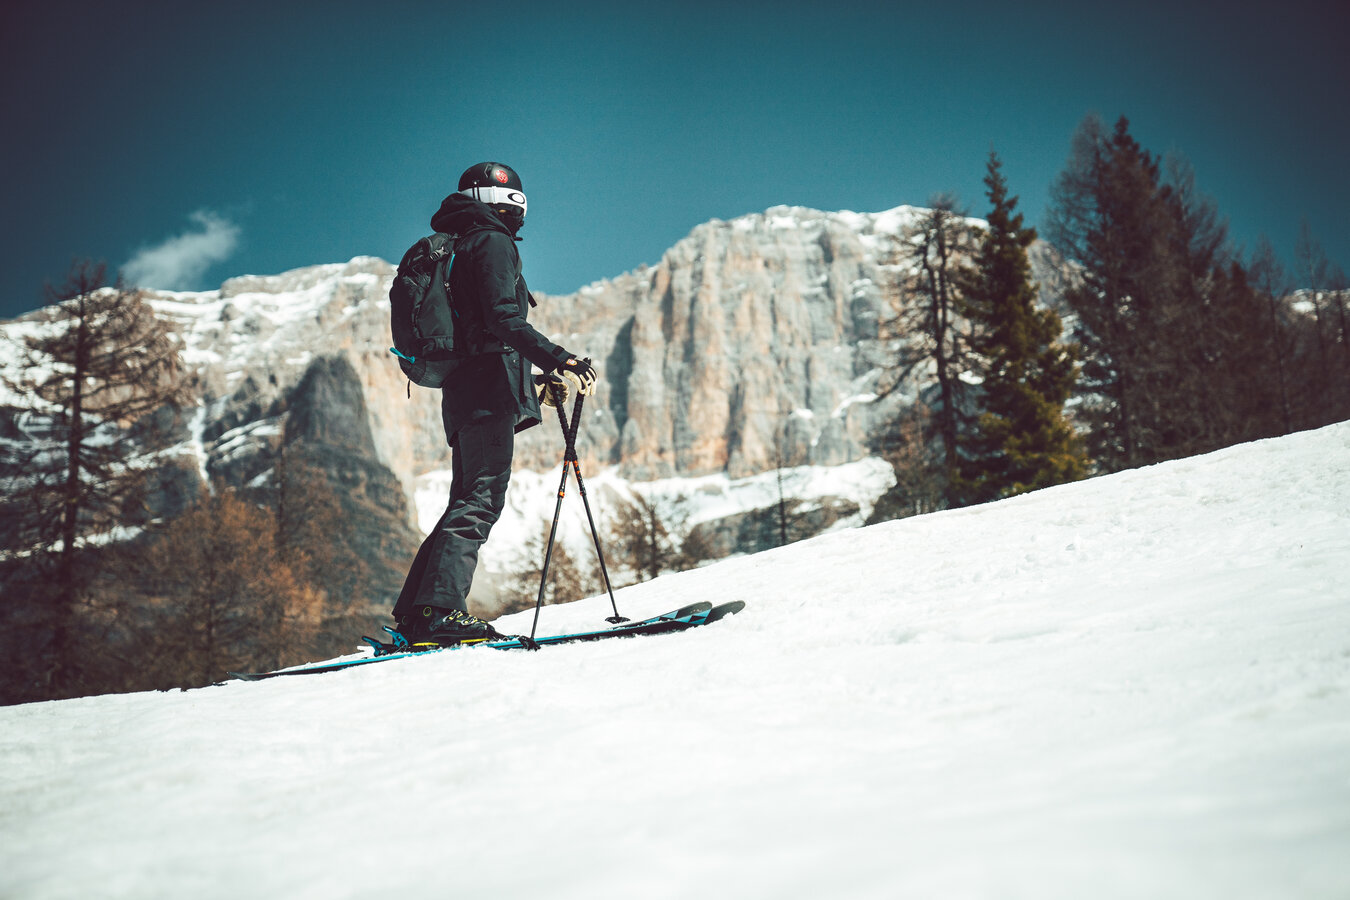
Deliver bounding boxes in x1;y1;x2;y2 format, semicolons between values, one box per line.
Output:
493;168;509;184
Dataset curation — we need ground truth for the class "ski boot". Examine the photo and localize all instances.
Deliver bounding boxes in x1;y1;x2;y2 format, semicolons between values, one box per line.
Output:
415;606;507;649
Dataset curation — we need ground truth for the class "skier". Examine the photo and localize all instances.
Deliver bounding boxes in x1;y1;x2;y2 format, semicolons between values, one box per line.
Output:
391;162;598;647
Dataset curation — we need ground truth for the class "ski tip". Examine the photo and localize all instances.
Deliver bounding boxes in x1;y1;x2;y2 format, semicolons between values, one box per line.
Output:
704;600;746;624
674;600;715;618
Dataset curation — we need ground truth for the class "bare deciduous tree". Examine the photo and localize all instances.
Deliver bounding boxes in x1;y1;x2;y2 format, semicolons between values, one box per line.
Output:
606;493;680;585
869;402;946;520
874;196;976;508
495;521;596;616
130;487;322;688
1;261;192;696
266;442;370;646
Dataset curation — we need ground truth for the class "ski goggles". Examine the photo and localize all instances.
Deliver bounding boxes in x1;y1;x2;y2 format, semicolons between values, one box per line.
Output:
460;185;527;217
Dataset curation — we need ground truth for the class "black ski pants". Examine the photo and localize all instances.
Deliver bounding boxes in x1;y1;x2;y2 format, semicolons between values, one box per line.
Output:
393;413;515;618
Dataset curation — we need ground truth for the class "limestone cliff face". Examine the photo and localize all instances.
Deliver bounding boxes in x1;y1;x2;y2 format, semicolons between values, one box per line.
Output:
518;205;926;479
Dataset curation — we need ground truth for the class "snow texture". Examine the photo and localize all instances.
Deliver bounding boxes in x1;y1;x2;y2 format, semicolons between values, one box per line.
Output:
3;422;1349;899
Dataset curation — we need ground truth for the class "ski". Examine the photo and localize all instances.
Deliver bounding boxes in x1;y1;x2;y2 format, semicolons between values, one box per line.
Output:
227;600;744;682
361;600;718;656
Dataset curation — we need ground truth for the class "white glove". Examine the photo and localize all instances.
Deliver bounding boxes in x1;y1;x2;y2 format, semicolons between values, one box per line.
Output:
557;358;598;397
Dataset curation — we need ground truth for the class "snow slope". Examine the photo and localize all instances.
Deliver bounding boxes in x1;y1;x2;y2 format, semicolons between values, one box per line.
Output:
3;423;1349;899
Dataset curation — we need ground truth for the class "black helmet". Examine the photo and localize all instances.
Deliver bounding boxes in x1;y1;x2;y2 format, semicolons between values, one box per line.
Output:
458;162;527;220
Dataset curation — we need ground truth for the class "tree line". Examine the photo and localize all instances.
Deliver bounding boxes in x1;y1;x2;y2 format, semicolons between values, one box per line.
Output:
873;113;1348;514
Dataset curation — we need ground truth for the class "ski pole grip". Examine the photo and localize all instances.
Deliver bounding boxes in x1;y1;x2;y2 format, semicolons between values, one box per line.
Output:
552;388;571;441
548;379;568;408
569;390;586;438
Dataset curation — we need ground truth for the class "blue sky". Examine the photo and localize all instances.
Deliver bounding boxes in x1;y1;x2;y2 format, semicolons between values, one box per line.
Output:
2;0;1346;319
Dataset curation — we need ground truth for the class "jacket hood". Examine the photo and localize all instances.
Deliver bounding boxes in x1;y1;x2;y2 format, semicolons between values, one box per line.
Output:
430;193;518;238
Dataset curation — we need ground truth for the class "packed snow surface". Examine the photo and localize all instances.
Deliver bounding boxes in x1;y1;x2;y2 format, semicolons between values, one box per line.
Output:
4;423;1350;899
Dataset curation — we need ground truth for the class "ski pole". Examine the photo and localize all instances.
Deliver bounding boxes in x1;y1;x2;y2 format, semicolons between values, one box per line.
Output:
529;380;596;638
530;403;573;641
530;378;628;637
556;394;626;624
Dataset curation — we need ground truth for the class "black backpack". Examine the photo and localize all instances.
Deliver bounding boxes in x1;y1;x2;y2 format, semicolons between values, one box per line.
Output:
388;232;465;389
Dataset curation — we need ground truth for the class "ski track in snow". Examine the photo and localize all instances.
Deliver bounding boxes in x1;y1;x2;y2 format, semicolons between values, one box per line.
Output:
2;423;1349;899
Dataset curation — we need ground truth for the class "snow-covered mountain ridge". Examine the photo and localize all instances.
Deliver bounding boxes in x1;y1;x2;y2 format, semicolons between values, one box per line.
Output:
3;421;1347;899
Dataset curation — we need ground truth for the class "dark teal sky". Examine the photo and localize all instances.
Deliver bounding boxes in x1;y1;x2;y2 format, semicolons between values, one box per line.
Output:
2;0;1346;318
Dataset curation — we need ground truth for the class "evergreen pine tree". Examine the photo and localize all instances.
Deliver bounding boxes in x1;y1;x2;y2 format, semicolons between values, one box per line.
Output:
1248;237;1296;434
1047;116;1172;469
1047;115;1263;469
959;153;1087;502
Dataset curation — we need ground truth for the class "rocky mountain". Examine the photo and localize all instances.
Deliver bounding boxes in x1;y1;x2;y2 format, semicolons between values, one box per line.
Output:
522;205;927;480
3;204;1004;614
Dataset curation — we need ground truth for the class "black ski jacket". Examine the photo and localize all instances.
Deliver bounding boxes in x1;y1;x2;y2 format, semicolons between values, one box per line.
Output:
428;194;572;441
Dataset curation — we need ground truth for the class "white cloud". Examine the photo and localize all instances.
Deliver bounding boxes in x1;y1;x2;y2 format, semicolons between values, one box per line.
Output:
123;210;241;290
